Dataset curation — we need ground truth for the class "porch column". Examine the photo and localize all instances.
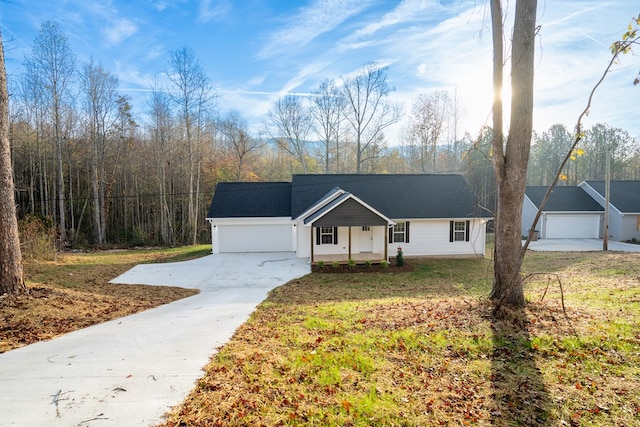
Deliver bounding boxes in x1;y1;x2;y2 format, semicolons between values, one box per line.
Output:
310;227;314;263
348;226;352;260
384;225;389;261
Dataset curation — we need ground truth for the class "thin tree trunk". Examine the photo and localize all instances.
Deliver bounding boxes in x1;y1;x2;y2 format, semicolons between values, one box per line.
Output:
0;32;26;295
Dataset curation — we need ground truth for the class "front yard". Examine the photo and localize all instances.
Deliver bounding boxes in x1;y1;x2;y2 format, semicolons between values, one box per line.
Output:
162;251;640;426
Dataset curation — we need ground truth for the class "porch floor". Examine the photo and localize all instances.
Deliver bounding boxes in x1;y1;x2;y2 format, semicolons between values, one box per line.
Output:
313;253;386;264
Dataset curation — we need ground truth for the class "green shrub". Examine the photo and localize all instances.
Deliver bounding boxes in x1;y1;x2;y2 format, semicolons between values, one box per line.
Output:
332;261;340;269
348;259;356;268
317;261;325;268
380;260;389;268
364;260;372;268
396;246;404;266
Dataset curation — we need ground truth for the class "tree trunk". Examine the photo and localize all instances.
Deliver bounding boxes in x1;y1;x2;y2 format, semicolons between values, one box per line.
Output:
0;32;26;295
490;0;537;307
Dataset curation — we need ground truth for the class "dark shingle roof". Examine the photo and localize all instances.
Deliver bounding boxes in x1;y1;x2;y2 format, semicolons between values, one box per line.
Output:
291;174;489;219
584;180;640;213
206;182;291;218
525;186;604;212
207;174;489;220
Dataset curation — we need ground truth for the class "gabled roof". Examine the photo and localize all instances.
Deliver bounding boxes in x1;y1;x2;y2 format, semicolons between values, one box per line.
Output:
207;174;490;220
583;180;640;213
291;174;489;219
525;186;603;212
302;191;393;226
207;182;291;218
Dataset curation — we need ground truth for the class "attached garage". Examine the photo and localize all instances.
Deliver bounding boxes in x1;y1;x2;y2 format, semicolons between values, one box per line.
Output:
544;214;601;239
216;223;293;253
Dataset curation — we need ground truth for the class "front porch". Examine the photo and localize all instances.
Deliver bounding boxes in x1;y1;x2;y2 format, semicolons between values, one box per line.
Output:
312;252;386;265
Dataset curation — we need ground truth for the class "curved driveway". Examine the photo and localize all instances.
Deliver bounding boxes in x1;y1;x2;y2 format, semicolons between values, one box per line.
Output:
0;253;309;427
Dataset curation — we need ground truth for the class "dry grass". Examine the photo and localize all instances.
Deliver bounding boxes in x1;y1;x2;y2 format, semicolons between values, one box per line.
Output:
161;250;640;427
0;246;209;353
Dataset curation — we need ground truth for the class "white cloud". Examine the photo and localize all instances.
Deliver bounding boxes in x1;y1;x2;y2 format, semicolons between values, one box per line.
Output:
103;18;138;45
198;0;232;23
257;0;374;60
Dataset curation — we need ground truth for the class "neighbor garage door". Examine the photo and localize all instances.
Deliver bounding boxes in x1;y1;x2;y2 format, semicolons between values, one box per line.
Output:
545;214;600;239
217;224;293;252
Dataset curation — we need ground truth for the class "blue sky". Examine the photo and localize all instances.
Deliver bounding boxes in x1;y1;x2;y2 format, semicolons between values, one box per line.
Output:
1;0;639;141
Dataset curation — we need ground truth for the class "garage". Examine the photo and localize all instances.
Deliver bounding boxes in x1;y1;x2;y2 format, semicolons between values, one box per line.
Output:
216;223;293;253
544;214;601;239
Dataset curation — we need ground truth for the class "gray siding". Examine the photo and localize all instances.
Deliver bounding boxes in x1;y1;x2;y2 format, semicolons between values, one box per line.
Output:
312;198;388;227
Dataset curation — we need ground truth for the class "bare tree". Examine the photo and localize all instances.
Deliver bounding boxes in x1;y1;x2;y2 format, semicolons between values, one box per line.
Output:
166;46;215;245
26;20;76;243
0;30;26;295
265;95;312;173
407;91;451;173
489;0;538;308
219;111;263;182
341;61;400;173
309;78;346;173
80;60;118;245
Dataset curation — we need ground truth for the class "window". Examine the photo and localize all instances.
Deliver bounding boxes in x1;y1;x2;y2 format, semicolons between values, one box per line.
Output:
449;220;470;242
453;221;466;241
362;226;370;231
316;227;337;245
389;221;410;243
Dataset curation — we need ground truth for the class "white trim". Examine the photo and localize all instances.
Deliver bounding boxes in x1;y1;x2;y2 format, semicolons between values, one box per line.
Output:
294;187;345;220
302;192;394;227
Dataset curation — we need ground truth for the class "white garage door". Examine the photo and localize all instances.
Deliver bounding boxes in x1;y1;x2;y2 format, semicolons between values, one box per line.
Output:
545;215;600;239
218;224;293;252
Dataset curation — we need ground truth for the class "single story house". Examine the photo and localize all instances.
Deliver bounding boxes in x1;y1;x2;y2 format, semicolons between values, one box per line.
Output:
579;180;640;242
522;186;604;239
206;174;492;263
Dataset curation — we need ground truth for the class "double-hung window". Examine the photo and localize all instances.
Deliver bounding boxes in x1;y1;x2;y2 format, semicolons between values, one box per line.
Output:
389;221;410;243
449;220;470;242
317;227;337;245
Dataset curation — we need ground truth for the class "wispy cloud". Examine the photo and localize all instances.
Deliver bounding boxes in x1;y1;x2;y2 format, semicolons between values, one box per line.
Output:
198;0;232;23
343;0;443;43
103;18;138;45
257;0;374;60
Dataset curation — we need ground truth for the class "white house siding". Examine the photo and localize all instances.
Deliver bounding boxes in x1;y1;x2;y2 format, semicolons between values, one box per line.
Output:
388;219;486;257
521;196;539;236
296;224;387;259
210;217;295;254
542;213;601;239
620;215;640;241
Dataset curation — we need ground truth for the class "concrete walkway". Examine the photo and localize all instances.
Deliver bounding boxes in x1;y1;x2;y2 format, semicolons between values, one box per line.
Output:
526;238;640;252
0;253;310;427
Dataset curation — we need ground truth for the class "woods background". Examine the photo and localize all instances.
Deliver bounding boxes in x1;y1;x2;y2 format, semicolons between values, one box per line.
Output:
8;22;640;248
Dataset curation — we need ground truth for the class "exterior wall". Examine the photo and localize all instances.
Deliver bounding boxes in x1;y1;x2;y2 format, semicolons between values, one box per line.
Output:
579;181;624;241
620;214;640;242
296;223;388;259
210;217;295;254
521;196;539;236
388;219;487;258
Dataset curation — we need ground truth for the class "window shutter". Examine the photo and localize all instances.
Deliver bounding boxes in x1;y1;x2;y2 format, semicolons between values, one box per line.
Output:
315;227;320;245
465;220;470;241
333;227;338;245
389;226;393;243
449;221;454;242
405;221;410;243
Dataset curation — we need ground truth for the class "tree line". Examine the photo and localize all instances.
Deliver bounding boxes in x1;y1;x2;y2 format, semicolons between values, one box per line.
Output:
7;20;640;248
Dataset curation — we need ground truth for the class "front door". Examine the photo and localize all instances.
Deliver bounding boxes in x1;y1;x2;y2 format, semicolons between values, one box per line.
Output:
360;226;373;252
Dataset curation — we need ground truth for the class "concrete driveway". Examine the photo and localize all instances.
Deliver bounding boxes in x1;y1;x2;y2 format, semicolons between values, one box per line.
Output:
0;253;309;427
526;238;640;252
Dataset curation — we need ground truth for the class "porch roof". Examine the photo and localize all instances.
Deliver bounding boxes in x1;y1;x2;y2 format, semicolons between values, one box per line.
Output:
302;191;393;227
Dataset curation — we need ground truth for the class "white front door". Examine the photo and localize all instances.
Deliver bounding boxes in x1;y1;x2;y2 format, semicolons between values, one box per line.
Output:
360;226;373;252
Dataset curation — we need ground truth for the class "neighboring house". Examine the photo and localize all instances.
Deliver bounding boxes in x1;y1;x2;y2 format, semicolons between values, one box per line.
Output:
579;180;640;242
207;174;492;262
522;186;604;239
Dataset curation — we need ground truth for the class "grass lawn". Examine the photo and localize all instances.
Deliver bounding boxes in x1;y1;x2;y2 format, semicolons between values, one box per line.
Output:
0;245;209;353
162;251;640;426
